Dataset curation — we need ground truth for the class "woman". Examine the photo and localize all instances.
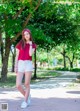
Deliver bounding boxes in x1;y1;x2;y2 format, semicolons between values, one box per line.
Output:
15;29;36;108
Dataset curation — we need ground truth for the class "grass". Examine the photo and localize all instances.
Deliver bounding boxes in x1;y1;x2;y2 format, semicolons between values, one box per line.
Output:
0;70;60;88
0;73;16;88
35;70;59;78
54;67;69;71
70;68;80;72
54;67;80;72
31;70;60;83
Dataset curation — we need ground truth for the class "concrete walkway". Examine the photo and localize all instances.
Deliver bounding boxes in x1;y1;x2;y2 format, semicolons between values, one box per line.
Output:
0;71;80;111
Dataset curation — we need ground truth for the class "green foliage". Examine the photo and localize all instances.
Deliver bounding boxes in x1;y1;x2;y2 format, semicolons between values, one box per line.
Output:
27;25;46;44
55;67;80;72
30;1;80;69
70;68;80;72
0;0;79;48
0;2;22;36
30;2;79;47
0;0;41;37
1;0;80;81
55;67;69;71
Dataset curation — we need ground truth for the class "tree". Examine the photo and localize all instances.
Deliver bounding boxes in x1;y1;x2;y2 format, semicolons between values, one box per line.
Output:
30;1;80;68
0;0;42;81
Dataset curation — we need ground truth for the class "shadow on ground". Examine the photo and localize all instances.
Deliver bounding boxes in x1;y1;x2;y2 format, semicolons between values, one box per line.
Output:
66;91;80;94
0;97;80;111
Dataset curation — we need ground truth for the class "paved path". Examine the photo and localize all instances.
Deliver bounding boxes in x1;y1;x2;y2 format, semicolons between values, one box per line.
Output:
0;71;80;111
31;71;79;89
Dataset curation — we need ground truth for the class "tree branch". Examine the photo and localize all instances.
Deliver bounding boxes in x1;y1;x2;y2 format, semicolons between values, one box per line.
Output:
65;55;71;62
34;0;42;11
11;0;42;43
11;32;21;43
23;0;42;28
72;53;75;63
12;6;25;19
23;13;32;28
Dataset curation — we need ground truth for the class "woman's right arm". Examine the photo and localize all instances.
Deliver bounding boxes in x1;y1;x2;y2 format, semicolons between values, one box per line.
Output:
14;49;19;73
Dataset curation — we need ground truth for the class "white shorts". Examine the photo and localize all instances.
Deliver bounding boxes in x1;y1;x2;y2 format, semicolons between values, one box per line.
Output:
18;60;33;73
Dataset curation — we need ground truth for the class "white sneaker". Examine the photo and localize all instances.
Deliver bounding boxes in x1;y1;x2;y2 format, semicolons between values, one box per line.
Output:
21;101;28;109
27;95;31;106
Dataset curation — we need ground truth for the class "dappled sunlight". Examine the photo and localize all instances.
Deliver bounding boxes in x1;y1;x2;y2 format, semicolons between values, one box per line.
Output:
0;89;23;101
31;88;80;99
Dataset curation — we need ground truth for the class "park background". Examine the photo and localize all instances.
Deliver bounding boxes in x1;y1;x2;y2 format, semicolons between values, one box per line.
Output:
0;0;80;86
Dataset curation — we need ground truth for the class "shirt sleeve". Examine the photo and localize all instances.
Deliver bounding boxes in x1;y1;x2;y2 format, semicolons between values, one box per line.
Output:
15;42;21;50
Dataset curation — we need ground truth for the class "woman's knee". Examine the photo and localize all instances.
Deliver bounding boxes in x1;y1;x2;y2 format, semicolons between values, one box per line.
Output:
16;84;22;90
24;82;30;88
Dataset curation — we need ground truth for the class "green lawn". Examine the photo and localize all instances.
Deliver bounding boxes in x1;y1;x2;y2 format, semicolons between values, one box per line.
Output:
0;70;60;88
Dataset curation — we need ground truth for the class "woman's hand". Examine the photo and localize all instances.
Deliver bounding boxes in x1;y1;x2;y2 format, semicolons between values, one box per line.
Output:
29;41;32;45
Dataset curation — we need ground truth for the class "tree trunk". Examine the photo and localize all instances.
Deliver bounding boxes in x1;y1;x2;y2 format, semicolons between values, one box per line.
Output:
66;53;74;69
11;47;16;72
47;48;49;68
33;49;37;79
63;49;66;69
1;43;4;64
70;61;73;68
1;38;11;81
63;54;66;68
11;52;16;72
0;31;4;64
69;53;74;69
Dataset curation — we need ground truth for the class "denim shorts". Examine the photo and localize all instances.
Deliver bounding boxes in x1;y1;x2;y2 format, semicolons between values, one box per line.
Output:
18;60;33;73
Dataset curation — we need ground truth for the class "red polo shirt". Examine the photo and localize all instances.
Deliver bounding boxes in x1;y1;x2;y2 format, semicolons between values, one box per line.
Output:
15;43;36;61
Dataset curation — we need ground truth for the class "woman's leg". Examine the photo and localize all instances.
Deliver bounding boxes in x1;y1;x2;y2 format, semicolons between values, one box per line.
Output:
24;71;32;102
16;72;25;96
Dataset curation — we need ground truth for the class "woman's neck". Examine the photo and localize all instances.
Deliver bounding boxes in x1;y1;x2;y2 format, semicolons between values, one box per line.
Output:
26;40;30;43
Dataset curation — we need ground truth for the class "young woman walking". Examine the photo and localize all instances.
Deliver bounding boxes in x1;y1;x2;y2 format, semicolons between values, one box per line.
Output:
15;29;36;108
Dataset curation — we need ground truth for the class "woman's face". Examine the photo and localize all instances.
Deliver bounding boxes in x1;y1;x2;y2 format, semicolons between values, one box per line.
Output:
23;31;30;41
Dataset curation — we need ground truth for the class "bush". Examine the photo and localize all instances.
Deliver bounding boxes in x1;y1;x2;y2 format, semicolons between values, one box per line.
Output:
70;68;80;72
54;67;80;72
55;67;69;71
